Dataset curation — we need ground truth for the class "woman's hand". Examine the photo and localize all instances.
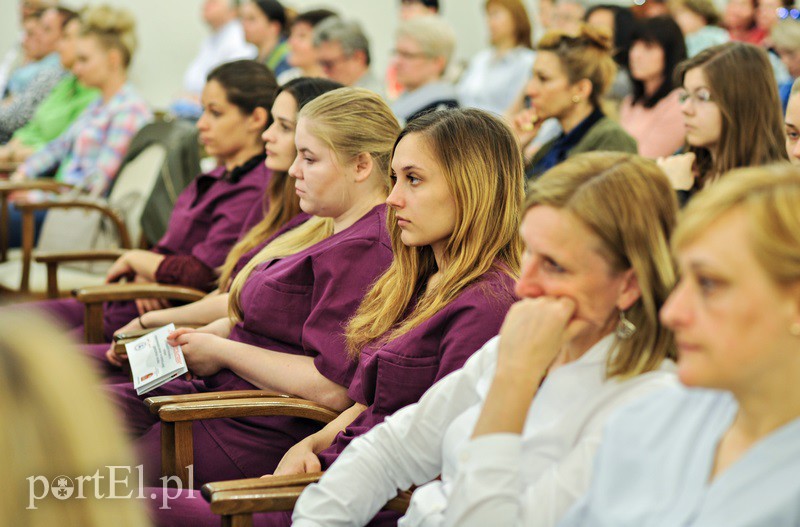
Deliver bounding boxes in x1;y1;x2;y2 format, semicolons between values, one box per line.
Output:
510;107;542;148
167;327;227;377
199;317;234;339
106;253;133;283
495;297;576;385
657;153;696;191
272;438;322;476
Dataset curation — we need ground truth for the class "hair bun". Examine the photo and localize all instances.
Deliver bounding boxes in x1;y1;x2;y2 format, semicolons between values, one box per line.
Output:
82;4;136;34
578;23;613;52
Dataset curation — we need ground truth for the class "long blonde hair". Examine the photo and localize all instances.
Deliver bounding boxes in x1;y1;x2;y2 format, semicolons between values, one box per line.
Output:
229;87;400;321
346;109;524;355
527;152;678;378
0;311;149;527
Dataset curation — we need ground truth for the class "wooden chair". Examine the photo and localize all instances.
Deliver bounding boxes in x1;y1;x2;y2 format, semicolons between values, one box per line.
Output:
201;473;412;527
144;391;340;487
0;144;167;297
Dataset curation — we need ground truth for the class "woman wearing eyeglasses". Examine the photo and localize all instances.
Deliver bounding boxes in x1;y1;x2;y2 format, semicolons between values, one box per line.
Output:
657;42;787;202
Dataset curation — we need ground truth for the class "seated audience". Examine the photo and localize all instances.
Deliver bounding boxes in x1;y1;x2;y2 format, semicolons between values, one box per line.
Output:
276;9;336;85
170;0;255;119
0;10;98;162
9;5;152;247
148;108;525;527
34;60;277;341
558;164;800;527
313;17;384;96
657;42;787;199
4;9;60;99
0;6;67;143
292;151;678;527
457;0;535;115
240;0;291;78
516;25;637;179
584;4;636;107
390;16;458;125
669;0;730;57
0;0;58;96
105;88;399;488
385;0;441;100
550;0;587;35
620;16;688;158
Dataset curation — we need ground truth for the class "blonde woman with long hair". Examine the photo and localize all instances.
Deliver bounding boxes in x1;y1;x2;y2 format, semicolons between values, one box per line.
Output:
151;107;525;527
294;152;679;527
105;88;399;488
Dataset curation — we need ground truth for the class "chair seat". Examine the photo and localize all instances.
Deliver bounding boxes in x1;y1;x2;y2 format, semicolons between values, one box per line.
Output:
0;250;109;295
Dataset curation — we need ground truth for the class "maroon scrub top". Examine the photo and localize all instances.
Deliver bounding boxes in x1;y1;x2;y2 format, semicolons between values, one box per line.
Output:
107;204;393;487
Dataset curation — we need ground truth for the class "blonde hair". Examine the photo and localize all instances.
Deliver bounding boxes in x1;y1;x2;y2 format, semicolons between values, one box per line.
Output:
80;4;137;68
527;152;678;378
229;87;400;321
771;19;800;51
673;164;800;286
537;24;617;109
0;311;148;527
346;109;524;355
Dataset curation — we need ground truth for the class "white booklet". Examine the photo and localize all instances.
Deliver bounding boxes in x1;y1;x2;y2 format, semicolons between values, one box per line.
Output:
126;323;188;395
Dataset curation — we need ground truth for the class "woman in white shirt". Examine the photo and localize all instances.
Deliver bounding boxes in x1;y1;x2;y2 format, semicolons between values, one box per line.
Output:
557;164;800;527
292;151;679;527
456;0;536;115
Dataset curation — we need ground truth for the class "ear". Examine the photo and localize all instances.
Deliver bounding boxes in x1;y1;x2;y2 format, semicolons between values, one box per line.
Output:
351;152;374;183
432;56;447;76
351;49;368;66
572;78;594;101
248;107;269;133
616;268;642;312
782;281;800;327
107;47;124;70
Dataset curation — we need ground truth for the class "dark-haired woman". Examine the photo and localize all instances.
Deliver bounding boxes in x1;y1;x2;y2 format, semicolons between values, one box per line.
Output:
33;59;277;341
620;16;688;158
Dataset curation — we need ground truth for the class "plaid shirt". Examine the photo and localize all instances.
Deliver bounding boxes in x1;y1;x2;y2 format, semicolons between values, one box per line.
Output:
22;83;152;195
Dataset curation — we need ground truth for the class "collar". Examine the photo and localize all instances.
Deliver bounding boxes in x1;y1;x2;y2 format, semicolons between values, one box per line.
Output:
558;108;604;150
205;153;266;184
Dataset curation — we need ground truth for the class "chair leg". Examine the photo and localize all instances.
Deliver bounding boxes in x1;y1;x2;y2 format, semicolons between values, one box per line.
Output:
84;302;105;343
20;209;34;292
0;193;8;262
222;514;253;527
161;420;194;488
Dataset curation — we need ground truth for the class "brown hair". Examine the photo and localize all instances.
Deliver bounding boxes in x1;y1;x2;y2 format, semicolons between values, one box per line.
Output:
537;23;617;109
674;42;788;186
486;0;534;48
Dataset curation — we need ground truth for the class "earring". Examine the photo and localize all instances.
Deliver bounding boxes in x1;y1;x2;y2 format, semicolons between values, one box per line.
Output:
571;95;581;104
616;310;637;340
791;322;800;337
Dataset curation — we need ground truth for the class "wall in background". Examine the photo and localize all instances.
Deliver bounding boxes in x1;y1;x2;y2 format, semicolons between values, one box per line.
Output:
0;0;542;109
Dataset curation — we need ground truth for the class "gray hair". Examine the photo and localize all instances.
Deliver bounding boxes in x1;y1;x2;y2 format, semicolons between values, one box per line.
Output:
313;17;371;65
396;15;455;69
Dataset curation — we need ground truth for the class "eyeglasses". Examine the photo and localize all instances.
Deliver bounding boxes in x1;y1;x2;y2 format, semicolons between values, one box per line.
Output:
317;55;349;71
392;48;430;61
777;7;800;19
677;88;714;105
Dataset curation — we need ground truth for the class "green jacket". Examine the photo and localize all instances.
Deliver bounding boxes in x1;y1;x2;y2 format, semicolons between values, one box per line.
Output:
12;75;99;150
527;116;638;179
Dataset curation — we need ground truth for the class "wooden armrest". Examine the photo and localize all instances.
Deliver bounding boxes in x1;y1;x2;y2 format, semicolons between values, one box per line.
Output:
0;160;22;173
0;179;73;192
144;390;287;413
157;397;340;424
73;283;206;304
35;249;126;264
202;475;412;515
112;324;202;355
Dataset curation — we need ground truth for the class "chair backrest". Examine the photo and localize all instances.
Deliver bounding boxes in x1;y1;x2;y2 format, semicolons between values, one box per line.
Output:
35;144;167;272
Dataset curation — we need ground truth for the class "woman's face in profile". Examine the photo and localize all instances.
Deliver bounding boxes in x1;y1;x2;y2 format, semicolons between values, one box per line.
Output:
661;209;799;391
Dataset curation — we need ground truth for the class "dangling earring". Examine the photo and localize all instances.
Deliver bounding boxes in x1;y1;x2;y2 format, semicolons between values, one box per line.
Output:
616;310;636;339
791;322;800;337
571;95;581;104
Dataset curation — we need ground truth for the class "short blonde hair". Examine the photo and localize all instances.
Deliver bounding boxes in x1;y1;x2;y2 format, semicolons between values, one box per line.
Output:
80;5;137;68
526;152;678;378
0;311;148;527
673;164;800;286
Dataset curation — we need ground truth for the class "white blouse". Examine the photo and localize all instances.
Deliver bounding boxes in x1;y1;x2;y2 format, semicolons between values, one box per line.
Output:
293;334;677;527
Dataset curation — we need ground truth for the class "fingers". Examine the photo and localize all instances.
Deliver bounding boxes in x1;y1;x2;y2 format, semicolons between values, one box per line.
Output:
304;454;321;474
